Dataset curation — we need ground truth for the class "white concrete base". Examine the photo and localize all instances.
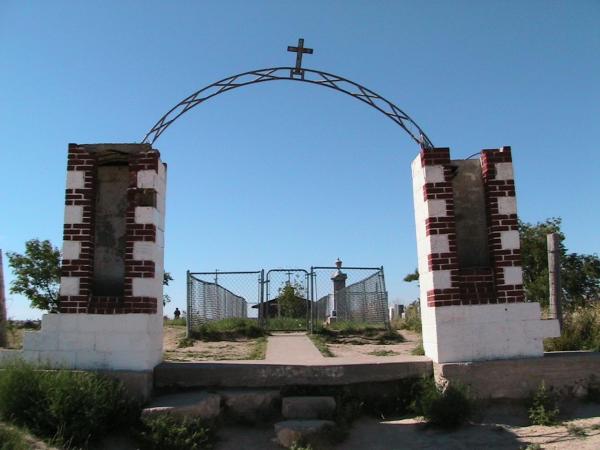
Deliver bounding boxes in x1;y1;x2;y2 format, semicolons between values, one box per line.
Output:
1;313;164;371
421;300;560;363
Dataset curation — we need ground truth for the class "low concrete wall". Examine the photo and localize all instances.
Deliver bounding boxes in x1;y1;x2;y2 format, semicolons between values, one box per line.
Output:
435;351;600;399
155;359;432;390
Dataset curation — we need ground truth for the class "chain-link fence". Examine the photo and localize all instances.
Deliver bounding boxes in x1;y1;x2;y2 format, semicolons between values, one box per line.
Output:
186;265;389;332
186;271;263;335
311;267;389;326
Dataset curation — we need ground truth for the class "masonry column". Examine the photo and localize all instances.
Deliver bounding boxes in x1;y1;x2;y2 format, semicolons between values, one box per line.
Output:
412;146;559;363
22;144;166;372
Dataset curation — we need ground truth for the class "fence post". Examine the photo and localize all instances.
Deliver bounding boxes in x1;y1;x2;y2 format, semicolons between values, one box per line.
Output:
0;249;7;347
186;270;191;337
547;233;563;330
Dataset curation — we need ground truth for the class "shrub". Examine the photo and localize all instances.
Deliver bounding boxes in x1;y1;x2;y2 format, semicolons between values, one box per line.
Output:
528;381;559;426
413;377;472;428
544;304;600;352
0;362;139;446
190;318;265;341
394;303;422;333
138;414;216;450
0;422;31;450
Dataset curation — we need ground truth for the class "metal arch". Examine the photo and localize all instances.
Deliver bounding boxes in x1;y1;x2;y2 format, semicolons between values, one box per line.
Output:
141;67;434;149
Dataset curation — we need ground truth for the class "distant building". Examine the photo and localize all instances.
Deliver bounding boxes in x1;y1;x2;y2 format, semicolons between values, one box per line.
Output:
389;304;405;321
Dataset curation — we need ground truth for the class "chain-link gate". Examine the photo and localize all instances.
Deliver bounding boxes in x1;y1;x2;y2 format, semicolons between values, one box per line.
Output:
186;270;264;336
310;266;389;328
264;269;310;330
186;264;389;333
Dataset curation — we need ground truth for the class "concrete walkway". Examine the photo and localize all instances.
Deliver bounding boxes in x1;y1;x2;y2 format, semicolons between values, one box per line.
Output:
265;332;324;364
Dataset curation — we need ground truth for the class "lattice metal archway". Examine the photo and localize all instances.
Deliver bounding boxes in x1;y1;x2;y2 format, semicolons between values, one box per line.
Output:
141;66;434;149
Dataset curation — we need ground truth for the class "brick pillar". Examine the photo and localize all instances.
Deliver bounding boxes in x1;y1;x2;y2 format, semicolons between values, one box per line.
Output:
481;147;525;304
59;144;97;313
20;143;166;372
413;147;461;307
412;145;559;363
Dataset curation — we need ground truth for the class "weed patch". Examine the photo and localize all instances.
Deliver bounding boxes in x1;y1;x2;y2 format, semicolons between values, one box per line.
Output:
190;318;265;341
413;377;473;428
0;422;31;450
246;337;267;360
545;304;600;352
528;381;560;426
0;362;139;446
308;334;334;357
138;414;216;450
265;317;307;331
411;340;425;355
368;350;398;357
314;322;405;345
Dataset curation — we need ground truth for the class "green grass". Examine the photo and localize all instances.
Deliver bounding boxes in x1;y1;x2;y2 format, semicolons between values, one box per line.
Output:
545;304;600;352
190;318;266;341
246;336;267;360
164;318;187;327
314;321;405;344
0;422;32;450
264;317;307;331
0;362;139;447
411;340;425;355
139;414;216;450
368;350;399;357
308;334;335;357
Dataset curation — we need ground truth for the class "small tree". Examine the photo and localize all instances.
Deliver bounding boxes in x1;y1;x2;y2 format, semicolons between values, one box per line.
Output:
163;272;173;306
7;239;61;312
278;281;306;318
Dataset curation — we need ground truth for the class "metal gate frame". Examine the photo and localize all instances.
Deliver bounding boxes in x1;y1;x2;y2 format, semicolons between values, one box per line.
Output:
264;268;311;330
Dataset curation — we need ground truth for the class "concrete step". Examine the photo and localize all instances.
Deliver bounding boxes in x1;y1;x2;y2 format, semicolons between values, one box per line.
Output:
141;391;221;420
219;389;280;423
274;419;336;448
281;396;336;420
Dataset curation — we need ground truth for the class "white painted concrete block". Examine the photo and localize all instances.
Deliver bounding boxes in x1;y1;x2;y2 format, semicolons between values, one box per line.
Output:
39;351;76;368
24;331;58;351
503;266;523;285
500;230;520;250
59;277;80;296
495;162;514;180
137;169;158;189
62;240;81;260
66;171;85;189
497;196;517;215
431;270;452;290
429;234;450;254
133;241;156;262
423;165;445;183
135;206;161;226
76;351;108;369
63;205;83;224
426;199;447;218
132;277;162;298
58;332;95;351
41;313;61;331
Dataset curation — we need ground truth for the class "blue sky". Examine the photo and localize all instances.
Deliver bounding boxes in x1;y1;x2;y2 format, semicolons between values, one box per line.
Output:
1;1;599;319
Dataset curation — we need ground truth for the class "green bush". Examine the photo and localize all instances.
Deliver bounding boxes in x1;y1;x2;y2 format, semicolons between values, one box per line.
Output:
0;422;31;450
265;317;307;331
139;414;216;450
544;304;600;352
393;303;422;333
528;381;559;426
190;318;265;341
413;377;472;428
0;362;138;446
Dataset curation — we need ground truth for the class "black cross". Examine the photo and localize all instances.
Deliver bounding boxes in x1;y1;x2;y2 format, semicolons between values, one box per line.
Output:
287;38;313;77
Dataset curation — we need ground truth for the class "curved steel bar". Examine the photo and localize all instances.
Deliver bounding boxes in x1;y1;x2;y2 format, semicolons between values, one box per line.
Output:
142;67;433;148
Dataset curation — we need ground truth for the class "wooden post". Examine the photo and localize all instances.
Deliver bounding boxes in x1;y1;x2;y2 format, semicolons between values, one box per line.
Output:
0;249;7;347
547;233;563;330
